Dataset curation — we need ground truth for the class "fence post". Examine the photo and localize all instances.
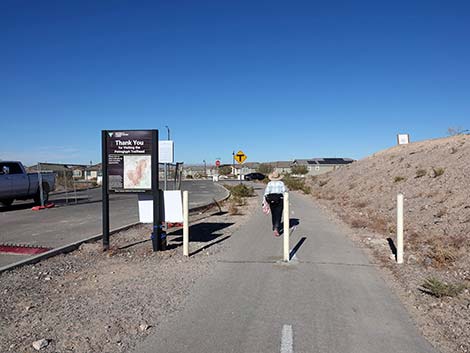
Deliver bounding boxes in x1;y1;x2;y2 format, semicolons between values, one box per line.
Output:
283;192;290;262
37;162;44;206
397;193;404;264
183;191;189;256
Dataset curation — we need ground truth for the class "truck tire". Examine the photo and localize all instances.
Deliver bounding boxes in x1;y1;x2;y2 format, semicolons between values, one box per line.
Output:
0;199;14;207
34;184;50;205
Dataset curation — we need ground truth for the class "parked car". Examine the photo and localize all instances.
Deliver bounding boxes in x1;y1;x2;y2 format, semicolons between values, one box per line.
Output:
0;161;56;207
244;172;266;181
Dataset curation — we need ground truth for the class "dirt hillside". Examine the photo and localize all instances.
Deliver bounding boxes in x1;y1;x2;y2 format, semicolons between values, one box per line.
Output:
307;134;470;353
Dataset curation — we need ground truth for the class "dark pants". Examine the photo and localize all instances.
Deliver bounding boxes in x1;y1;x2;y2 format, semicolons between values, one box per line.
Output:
270;202;283;231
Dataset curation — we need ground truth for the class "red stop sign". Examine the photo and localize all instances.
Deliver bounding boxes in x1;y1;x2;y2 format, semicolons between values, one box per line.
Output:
215;160;221;167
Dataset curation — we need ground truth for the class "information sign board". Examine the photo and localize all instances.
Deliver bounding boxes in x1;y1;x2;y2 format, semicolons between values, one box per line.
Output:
159;140;174;163
106;130;153;192
397;134;410;145
102;129;165;252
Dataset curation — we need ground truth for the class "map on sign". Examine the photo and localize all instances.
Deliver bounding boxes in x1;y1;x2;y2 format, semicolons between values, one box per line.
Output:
234;150;247;164
124;155;151;189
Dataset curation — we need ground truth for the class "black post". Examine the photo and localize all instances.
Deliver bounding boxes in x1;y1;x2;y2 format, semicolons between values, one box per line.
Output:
101;130;110;251
151;129;166;251
232;151;235;178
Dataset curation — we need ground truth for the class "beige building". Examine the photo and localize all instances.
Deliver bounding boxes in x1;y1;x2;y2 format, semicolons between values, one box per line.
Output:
293;158;354;176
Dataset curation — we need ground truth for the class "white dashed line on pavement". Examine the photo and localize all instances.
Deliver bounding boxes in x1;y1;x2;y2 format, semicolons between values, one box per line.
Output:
281;324;293;353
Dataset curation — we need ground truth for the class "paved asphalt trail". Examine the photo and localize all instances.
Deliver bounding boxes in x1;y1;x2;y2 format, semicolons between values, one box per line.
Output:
132;188;439;353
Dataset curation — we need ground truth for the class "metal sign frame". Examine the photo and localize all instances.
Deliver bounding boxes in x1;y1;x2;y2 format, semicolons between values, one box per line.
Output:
101;129;165;252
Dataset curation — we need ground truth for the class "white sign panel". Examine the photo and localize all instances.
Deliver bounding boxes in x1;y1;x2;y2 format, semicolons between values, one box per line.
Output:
397;134;410;145
164;190;183;223
159;140;174;163
138;190;183;223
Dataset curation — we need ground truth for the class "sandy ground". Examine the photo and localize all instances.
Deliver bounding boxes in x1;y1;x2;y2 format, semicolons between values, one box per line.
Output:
0;198;258;353
306;134;470;353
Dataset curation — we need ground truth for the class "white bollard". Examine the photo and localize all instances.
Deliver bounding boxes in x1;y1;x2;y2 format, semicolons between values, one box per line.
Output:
397;193;404;264
283;192;290;262
183;191;189;256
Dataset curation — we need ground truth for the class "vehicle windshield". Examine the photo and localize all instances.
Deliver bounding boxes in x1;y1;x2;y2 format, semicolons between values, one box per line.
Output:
0;163;23;175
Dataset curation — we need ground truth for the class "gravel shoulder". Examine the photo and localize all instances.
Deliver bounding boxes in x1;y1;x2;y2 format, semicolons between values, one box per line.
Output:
0;196;258;353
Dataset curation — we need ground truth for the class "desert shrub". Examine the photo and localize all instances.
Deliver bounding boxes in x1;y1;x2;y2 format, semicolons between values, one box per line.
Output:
219;166;232;176
394;176;406;183
432;167;445;177
290;164;309;175
421;277;465;298
415;169;427;178
318;179;329;187
283;175;305;191
301;184;311;194
257;163;274;175
224;184;254;198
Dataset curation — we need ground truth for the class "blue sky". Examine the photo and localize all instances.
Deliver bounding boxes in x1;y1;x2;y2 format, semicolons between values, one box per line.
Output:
1;1;469;166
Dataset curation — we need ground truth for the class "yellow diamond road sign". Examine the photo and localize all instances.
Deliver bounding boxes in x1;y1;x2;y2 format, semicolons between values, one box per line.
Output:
234;150;247;164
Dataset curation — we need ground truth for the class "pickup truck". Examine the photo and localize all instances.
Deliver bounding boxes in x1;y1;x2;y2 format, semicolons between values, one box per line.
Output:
0;161;56;207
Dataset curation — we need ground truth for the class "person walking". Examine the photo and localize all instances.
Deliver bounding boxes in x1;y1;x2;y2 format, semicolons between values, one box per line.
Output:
264;171;287;237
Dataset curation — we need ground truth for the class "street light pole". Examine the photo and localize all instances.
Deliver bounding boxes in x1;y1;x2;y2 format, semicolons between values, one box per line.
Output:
165;125;170;140
164;125;170;190
232;151;235;178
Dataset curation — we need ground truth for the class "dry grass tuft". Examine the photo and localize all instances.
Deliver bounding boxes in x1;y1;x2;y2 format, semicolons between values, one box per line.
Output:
427;239;460;267
432;167;445;178
421;277;465;298
415;169;427;178
394;176;406;183
368;216;388;233
350;217;368;229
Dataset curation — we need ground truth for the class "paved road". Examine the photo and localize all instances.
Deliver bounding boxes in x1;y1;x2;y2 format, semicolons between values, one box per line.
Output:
0;181;228;267
132;189;439;353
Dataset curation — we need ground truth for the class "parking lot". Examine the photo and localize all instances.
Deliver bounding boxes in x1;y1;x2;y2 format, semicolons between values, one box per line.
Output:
0;180;229;267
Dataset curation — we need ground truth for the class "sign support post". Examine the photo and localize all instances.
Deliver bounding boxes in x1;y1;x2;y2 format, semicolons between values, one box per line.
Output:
151;129;165;251
102;130;110;251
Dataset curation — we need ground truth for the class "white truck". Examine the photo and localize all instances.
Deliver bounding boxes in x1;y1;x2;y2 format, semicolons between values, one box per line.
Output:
0;161;56;207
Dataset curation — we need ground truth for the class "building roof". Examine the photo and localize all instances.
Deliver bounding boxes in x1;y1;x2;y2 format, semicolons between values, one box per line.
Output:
271;161;293;168
294;158;354;165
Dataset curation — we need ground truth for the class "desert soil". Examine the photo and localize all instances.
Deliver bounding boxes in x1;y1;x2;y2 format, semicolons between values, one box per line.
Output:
0;197;257;353
306;134;470;353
